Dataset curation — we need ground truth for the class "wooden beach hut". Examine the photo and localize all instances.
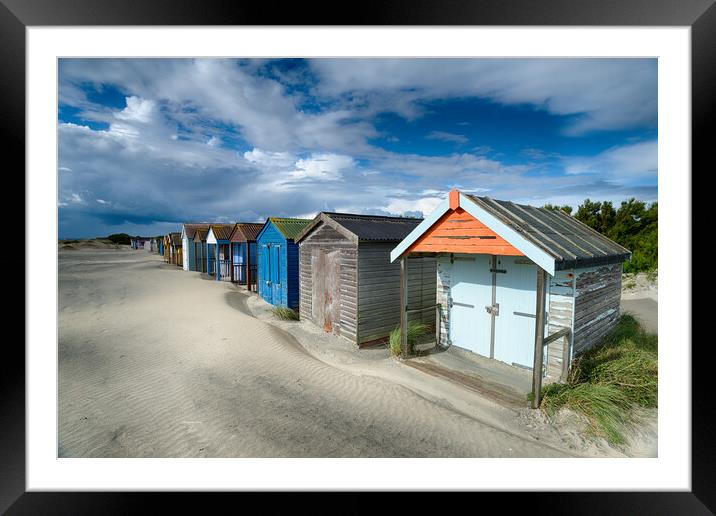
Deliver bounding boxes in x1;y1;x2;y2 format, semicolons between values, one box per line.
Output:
255;218;311;310
206;224;235;281
169;232;182;266
228;223;263;291
192;228;208;273
163;234;171;263
390;189;631;406
181;224;210;271
294;213;437;347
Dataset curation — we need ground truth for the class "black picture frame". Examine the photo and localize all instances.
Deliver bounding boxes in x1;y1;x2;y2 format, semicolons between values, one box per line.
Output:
3;0;708;513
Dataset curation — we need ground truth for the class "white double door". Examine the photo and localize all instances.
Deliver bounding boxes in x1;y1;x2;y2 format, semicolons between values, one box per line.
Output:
449;255;539;368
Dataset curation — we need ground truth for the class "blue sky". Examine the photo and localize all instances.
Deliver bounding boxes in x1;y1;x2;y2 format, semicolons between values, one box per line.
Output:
58;58;657;238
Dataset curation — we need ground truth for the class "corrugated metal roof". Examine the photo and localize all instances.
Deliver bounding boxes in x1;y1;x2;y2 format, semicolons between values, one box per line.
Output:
229;223;264;242
327;212;423;242
269;217;312;240
208;224;235;241
466;195;631;268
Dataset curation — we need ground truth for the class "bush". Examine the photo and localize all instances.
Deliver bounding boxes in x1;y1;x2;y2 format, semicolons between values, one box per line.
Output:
539;314;658;444
389;321;430;356
271;306;299;321
107;233;132;245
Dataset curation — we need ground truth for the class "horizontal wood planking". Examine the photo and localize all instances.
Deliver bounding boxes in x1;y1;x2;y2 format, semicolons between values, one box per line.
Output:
409;207;524;255
545;270;575;381
357;243;436;344
572;264;622;354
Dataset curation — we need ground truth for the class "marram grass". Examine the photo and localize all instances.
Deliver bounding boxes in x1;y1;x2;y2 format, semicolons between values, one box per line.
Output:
389;321;430;357
539;314;657;445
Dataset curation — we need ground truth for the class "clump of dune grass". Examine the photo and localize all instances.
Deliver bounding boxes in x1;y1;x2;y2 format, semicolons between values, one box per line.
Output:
271;306;299;321
539;314;657;445
389;321;430;357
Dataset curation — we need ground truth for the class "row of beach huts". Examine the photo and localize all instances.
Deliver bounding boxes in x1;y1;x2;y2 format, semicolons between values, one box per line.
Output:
131;189;631;405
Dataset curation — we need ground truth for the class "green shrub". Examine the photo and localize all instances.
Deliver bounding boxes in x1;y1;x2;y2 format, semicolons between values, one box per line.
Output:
107;233;132;245
271;306;299;321
389;321;430;356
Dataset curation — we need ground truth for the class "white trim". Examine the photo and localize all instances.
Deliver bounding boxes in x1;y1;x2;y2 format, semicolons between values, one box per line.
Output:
389;199;450;262
389;194;556;275
206;228;218;245
459;193;556;275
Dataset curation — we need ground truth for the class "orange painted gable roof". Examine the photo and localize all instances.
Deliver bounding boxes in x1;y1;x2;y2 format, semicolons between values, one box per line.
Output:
408;207;523;256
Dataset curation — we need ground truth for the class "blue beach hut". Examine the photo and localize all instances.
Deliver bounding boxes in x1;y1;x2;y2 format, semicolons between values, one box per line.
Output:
256;217;311;310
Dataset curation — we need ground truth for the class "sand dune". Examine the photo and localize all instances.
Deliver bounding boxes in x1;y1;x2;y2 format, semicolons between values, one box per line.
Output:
59;249;627;458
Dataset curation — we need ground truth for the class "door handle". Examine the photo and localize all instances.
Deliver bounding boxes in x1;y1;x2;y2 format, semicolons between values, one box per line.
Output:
485;303;500;316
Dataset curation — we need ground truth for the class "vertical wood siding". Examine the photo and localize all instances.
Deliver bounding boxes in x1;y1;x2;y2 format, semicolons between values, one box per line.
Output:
298;223;357;342
357;243;436;344
436;255;452;345
256;222;301;310
572;262;623;355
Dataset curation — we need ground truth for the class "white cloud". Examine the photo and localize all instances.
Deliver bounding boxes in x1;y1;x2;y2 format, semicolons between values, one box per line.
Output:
311;58;657;135
96;199;109;204
114;96;155;123
563;140;657;178
243;148;295;169
290;153;355;180
425;131;468;144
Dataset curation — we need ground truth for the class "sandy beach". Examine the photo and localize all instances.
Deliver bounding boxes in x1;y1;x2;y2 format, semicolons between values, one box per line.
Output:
59;247;655;458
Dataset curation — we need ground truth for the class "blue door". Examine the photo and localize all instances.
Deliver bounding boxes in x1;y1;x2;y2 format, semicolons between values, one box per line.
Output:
449;255;492;356
270;244;281;305
494;256;542;368
259;244;270;302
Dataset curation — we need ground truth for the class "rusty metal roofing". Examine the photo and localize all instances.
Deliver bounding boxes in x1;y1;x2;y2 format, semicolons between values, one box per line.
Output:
465;194;631;269
206;224;235;241
182;223;211;239
193;229;208;242
268;217;312;241
229;223;264;242
296;212;424;244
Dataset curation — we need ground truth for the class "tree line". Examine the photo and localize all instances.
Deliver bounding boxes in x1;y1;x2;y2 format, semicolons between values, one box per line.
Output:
543;199;657;273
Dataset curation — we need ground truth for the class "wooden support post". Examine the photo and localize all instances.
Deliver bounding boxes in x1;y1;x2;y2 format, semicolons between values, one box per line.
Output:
400;255;409;357
531;268;547;409
561;333;571;383
435;304;441;348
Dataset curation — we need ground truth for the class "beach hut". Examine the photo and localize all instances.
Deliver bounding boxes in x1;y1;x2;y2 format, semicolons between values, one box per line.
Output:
181;224;210;271
163;234;171;262
169;232;182;266
390;189;631;406
228;223;263;291
295;213;437;347
255;218;312;310
192;229;208;273
206;224;235;281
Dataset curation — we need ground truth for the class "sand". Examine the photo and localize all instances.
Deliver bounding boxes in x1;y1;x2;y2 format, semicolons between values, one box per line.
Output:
59;248;654;458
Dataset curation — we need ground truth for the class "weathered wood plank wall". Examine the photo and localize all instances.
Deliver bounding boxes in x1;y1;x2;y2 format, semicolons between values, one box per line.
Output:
572;263;623;355
299;223;358;343
409;207;524;256
545;268;575;380
357;243;436;344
